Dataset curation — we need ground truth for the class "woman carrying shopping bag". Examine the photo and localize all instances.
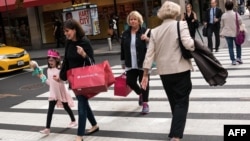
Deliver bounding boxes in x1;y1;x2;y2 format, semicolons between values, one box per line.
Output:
120;11;151;114
60;19;99;141
220;1;244;65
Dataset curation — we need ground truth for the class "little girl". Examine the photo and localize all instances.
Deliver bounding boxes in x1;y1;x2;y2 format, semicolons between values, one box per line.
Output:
39;49;77;135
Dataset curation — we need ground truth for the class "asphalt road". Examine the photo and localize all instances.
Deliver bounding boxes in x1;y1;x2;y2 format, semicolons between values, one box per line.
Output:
1;13;250;140
0;55;121;110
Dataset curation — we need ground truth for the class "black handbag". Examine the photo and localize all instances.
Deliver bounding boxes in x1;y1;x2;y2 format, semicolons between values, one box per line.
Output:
194;20;199;29
202;26;207;37
177;21;193;59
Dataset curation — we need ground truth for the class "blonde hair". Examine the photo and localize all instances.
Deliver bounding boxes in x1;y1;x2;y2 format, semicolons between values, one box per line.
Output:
126;11;144;26
157;1;181;20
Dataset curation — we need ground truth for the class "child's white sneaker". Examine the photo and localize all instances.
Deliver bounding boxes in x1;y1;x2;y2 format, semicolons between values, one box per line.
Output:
39;128;50;135
68;121;78;128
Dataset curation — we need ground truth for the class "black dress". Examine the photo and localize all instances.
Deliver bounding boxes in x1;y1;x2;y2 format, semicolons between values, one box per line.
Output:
184;12;196;38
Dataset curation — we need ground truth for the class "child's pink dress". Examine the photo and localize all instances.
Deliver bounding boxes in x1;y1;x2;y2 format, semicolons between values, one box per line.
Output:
46;68;74;108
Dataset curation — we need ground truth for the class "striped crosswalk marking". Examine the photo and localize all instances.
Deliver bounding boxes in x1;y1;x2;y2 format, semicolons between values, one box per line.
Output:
0;47;250;141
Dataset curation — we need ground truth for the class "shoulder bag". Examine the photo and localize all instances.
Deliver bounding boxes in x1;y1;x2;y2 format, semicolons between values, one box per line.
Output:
177;21;193;59
235;12;245;45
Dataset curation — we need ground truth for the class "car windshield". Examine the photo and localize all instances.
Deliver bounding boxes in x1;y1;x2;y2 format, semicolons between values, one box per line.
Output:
0;43;6;47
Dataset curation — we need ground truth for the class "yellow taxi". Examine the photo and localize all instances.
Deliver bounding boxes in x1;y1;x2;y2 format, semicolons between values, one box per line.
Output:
0;43;30;73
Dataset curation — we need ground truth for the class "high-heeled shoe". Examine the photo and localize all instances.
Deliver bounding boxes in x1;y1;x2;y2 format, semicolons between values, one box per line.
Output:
85;125;99;135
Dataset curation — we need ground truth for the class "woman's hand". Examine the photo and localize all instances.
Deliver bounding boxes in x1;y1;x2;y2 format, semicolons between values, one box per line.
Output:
141;75;148;90
76;46;87;58
122;64;125;69
53;75;60;82
141;34;149;42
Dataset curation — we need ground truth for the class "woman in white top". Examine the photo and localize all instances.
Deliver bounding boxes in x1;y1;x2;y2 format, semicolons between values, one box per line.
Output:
220;0;243;65
120;11;150;114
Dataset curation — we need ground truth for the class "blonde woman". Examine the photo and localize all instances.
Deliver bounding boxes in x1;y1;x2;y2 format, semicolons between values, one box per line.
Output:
141;1;194;141
120;11;150;114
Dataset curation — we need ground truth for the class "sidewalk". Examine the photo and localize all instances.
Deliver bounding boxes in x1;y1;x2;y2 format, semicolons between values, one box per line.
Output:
28;14;250;60
29;39;121;60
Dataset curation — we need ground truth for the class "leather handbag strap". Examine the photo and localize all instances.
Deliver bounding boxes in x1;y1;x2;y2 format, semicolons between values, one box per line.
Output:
144;28;150;35
235;12;240;34
177;21;184;48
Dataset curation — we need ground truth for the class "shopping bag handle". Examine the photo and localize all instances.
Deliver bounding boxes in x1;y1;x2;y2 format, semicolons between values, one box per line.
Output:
120;72;127;78
83;57;94;66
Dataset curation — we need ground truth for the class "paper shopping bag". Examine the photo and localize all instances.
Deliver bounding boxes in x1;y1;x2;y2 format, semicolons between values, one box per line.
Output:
114;73;132;97
103;60;115;87
67;60;115;97
72;89;99;99
67;62;106;94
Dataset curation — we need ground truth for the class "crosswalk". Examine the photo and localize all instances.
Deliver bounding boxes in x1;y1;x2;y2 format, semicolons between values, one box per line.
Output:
1;47;250;141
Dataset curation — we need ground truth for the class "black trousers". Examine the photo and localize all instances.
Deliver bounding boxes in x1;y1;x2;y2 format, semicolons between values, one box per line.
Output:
111;29;119;42
126;69;149;102
55;36;61;48
160;70;192;138
207;24;220;52
46;100;76;128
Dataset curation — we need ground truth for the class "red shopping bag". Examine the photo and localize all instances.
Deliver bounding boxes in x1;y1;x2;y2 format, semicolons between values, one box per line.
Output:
67;60;115;98
114;73;132;97
72;89;99;99
104;61;115;87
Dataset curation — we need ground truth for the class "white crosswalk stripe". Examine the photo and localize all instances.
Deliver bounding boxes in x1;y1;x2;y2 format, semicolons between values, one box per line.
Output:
1;47;250;141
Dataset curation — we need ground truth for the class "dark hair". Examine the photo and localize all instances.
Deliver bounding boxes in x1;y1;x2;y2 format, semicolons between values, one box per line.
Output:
66;12;73;20
225;0;233;10
47;57;61;69
63;19;85;40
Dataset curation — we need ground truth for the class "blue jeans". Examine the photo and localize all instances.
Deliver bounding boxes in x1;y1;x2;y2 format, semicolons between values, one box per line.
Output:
76;95;97;136
225;37;241;61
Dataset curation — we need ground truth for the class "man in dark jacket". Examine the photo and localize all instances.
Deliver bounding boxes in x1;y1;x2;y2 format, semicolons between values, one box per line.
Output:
247;0;250;17
237;0;245;15
204;0;222;52
53;17;62;48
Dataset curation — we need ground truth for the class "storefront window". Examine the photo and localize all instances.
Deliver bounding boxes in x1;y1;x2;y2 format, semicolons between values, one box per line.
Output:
40;10;63;44
1;9;31;46
0;14;4;43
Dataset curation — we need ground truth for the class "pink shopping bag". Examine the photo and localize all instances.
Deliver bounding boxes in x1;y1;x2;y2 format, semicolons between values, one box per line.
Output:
114;73;132;97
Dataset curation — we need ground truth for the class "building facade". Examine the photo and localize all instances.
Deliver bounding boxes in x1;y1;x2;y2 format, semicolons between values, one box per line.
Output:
0;0;229;50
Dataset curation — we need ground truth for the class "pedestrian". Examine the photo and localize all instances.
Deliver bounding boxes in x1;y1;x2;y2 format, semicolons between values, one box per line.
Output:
39;49;77;135
109;14;119;42
60;19;99;141
204;0;222;52
141;1;194;141
237;0;245;15
120;11;151;114
66;12;73;20
181;3;198;38
220;0;243;65
247;0;250;18
53;17;62;48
